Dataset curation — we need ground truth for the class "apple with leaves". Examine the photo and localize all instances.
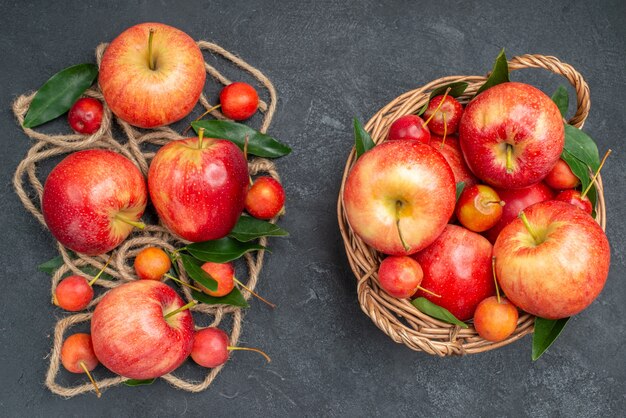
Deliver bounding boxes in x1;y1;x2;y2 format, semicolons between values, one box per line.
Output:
343;140;455;255
459;82;564;189
99;22;206;128
494;201;610;319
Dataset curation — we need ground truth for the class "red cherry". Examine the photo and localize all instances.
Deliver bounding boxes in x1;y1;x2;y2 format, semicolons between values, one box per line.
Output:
245;176;286;220
387;115;431;143
198;262;235;297
544;159;580;190
473;297;519;342
134;247;171;281
54;275;94;311
220;82;259;120
191;327;271;369
378;256;424;298
554;189;593;214
68;98;103;134
61;333;101;397
423;95;463;136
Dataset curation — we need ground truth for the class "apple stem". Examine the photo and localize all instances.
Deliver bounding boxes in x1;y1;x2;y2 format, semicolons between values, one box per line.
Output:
79;361;102;398
114;214;146;230
505;144;514;174
234;277;276;308
581;149;612;199
197;128;205;149
417;286;441;298
164;300;198;320
395;201;410;252
88;253;114;287
148;29;156;71
423;87;451;128
164;273;203;292
183;104;222;135
492;256;501;304
227;345;271;363
518;211;540;245
484;200;506;206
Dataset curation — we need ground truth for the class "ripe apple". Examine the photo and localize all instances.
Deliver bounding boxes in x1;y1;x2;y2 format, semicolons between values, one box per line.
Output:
483;182;554;243
99;22;206;128
494;201;610;319
343;140;455;255
459;82;564;189
148;132;249;242
91;280;195;379
42;149;147;255
412;225;495;321
429;136;478;187
387;115;431;143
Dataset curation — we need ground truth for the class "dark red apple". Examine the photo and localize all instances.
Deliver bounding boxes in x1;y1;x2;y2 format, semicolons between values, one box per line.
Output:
459;82;564;189
91;280;194;379
412;224;495;321
148;133;249;242
42;149;147;255
494;201;610;319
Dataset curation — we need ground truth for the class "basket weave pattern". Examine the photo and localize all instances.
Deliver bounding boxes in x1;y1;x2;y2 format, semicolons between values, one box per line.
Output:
337;55;605;356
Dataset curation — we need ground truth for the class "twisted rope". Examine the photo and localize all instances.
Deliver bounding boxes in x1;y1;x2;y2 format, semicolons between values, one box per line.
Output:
13;40;280;397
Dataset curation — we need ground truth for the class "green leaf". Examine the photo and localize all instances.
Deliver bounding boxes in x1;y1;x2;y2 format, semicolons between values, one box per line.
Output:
455;181;466;202
561;149;591;192
124;378;156;387
353;118;375;158
185;237;264;263
229;216;289;242
532;317;570;360
192;288;250;308
475;49;510;96
417;82;469;116
180;254;218;292
411;297;468;328
23;63;98;128
38;256;65;274
191;120;291;158
551;85;569;118
563;124;600;171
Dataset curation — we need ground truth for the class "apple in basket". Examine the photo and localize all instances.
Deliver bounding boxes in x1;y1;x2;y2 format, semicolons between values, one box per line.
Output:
343;140;456;255
42;149;147;256
459;82;564;189
91;280;195;379
494;200;610;319
148;129;249;242
99;22;206;128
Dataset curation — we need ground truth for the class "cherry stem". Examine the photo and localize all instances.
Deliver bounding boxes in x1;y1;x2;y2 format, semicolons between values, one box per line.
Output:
114;214;145;230
505;144;514;174
417;286;441;298
243;134;249;160
581;149;612;199
183;104;222;135
88;253;114;287
439;112;448;150
423;87;451;128
197;128;205;149
234;277;276;308
79;361;102;398
164;273;203;292
492;256;501;304
164;300;197;320
519;211;540;245
148;29;156;71
395;201;410;252
227;346;271;363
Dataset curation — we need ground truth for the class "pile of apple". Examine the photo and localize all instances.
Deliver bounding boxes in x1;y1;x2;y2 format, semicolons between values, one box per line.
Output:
344;73;610;351
27;23;288;395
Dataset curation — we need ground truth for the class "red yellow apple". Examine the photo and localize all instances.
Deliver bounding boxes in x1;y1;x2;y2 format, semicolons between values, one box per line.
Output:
99;22;206;128
459;82;564;189
343;140;455;255
148;134;249;242
412;224;495;321
42;149;147;255
91;280;195;379
494;200;610;319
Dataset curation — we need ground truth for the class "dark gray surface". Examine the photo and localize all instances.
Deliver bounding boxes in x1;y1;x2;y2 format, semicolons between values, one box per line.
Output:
1;0;625;416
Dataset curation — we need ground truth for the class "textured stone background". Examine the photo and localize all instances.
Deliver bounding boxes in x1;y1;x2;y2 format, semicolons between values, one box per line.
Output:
1;0;624;416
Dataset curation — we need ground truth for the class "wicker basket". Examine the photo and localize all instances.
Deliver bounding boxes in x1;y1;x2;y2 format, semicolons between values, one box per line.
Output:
337;54;606;356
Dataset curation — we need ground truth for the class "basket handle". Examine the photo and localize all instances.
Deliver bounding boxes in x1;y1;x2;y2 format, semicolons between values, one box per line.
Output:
508;54;590;128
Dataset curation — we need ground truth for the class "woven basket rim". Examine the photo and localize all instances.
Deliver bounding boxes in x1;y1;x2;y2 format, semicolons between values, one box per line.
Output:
337;54;605;356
